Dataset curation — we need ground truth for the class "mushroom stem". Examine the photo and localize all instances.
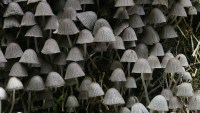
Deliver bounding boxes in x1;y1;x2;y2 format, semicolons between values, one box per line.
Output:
34;37;39;53
49;30;52;39
190;15;193;27
141;73;150;105
83;44;87;59
114;105;118;113
28;92;31;113
67;35;72;48
127;62;130;77
169;73;174;88
9;90;15;113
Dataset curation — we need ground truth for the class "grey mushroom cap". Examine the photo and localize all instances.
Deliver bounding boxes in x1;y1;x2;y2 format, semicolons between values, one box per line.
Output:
113;7;129;19
79;76;92;92
3;2;24;17
113;22;129;36
115;0;135;7
161;89;173;101
176;82;194;97
65;95;79;108
129;15;145;28
141;26;160;45
109;36;125;50
110;68;126;82
127;5;145;15
77;29;94;44
93;18;112;35
88;82;104;97
35;1;54;16
169;3;187;17
132;58;152;73
188;6;197;15
121;49;138;62
161;52;174;68
53;52;67;65
148;95;168;111
134;43;149;58
9;62;28;77
26;76;45;91
65;62;85;79
3;17;20;29
152;0;168;7
66;47;84;61
119;107;130;113
176;54;189;67
6;77;24;91
0;87;7;100
160;25;178;39
131;103;149;113
64;0;82;10
57;19;79;35
103;88;125;105
44;15;59;30
19;49;40;64
21;12;37;26
150;43;164;56
147;55;161;69
125;76;137;88
188;94;200;110
61;7;77;21
110;60;124;70
169;96;183;109
126;96;138;108
148;8;167;24
25;25;43;37
0;49;7;63
45;72;65;88
179;0;192;7
94;26;115;42
182;72;192;81
41;38;61;54
165;58;185;73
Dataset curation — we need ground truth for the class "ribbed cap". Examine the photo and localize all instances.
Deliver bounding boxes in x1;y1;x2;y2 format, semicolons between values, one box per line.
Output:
179;0;192;7
110;68;126;82
141;26;160;45
6;77;24;90
160;25;178;39
113;7;129;19
40;59;52;74
79;76;92;91
65;95;79;107
19;49;39;64
5;42;23;59
123;27;137;41
93;18;112;35
129;15;145;28
3;2;24;17
113;22;129;36
44;15;59;30
161;52;174;68
176;82;193;97
131;103;149;113
66;47;84;61
3;17;20;29
127;5;145;15
134;43;148;58
0;49;7;63
188;94;200;110
121;49;138;62
161;89;173;101
65;62;85;79
165;58;185;73
110;60;123;70
148;95;168;111
150;43;164;56
88;82;104;97
152;0;168;7
169;3;187;17
21;12;36;26
9;62;28;77
109;36;125;50
45;72;65;88
57;19;79;35
41;38;60;54
103;88;125;105
77;29;93;44
125;76;137;88
169;96;183;109
132;58;152;73
147;55;161;69
94;26;115;42
25;25;43;37
182;72;192;81
62;7;77;21
26;76;45;91
64;0;82;10
35;1;54;16
115;0;135;7
148;8;166;24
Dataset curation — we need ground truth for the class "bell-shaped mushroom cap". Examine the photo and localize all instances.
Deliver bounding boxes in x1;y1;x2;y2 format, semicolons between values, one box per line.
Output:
94;26;115;42
129;15;145;28
165;58;184;73
169;96;183;109
123;27;137;41
188;94;200;110
121;49;138;62
0;87;7;100
125;76;137;88
25;25;43;37
169;3;187;17
115;0;135;7
19;49;39;64
62;7;77;21
119;107;130;113
134;43;148;58
161;89;173;101
148;95;168;111
45;72;65;88
182;72;192;81
3;0;12;4
65;95;79;107
40;59;52;74
88;82;104;97
77;29;94;44
57;19;79;35
44;15;59;30
113;7;129;19
53;52;67;65
179;0;192;7
188;6;197;15
160;25;178;39
0;49;7;63
103;88;125;105
113;22;129;36
9;62;28;77
148;8;166;24
147;55;161;69
110;60;123;70
6;77;24;91
3;2;24;17
152;0;168;7
161;52;174;68
80;0;94;4
5;42;23;59
110;68;126;82
131;103;149;113
65;62;85;79
150;43;164;56
79;76;92;91
132;58;152;73
126;96;138;108
141;26;160;45
26;76;45;91
95;43;107;52
3;17;20;29
64;0;82;10
35;1;54;16
176;82;193;97
41;38;60;54
27;0;41;4
21;12;36;26
93;18;112;35
176;54;189;67
127;5;145;15
109;36;125;50
77;11;97;30
66;47;84;61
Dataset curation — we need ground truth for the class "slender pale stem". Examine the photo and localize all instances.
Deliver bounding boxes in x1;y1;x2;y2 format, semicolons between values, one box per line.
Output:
83;44;87;59
67;35;72;48
169;73;174;88
28;92;31;113
127;62;130;77
141;73;150;104
34;37;39;53
9;90;15;113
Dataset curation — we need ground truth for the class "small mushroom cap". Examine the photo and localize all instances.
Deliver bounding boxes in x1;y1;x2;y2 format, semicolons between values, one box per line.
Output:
125;76;137;88
113;7;129;19
77;29;94;44
25;25;43;37
35;1;54;16
93;18;112;35
21;12;36;26
176;54;189;67
113;22;129;36
94;26;115;42
141;26;160;45
134;43;148;58
66;47;84;61
148;95;168;111
115;0;135;7
165;58;185;73
0;49;7;63
119;107;130;113
26;76;45;91
147;55;161;69
169;96;183;109
188;94;200;110
161;52;174;68
169;3;187;17
150;43;164;56
61;7;77;21
64;0;82;10
45;72;65;88
121;49;138;62
152;0;168;7
127;5;145;15
161;89;173;101
3;2;24;17
148;8;166;24
65;62;85;79
88;82;104;97
65;95;79;107
77;11;97;30
3;17;20;29
19;49;40;64
6;77;24;90
132;58;152;73
160;25;178;39
110;68;126;82
188;6;197;15
176;82;193;97
179;0;192;7
131;103;149;113
44;15;59;30
57;19;79;35
103;88;125;105
109;36;125;50
41;38;60;54
182;72;192;81
129;15;145;28
9;62;28;77
126;96;138;108
79;76;92;91
123;27;137;41
0;87;7;100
